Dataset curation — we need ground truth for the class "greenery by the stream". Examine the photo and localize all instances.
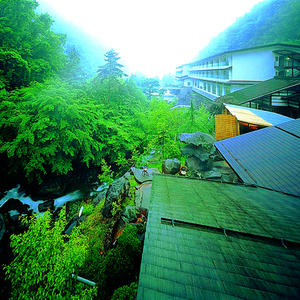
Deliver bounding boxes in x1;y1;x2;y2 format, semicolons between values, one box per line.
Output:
7;0;300;299
0;0;214;188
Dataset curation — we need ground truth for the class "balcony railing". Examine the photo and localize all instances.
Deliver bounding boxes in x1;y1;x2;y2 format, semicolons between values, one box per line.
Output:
189;74;230;81
274;61;300;67
189;62;230;71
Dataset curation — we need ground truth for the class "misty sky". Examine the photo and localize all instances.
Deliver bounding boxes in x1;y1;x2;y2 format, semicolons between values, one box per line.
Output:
38;0;265;78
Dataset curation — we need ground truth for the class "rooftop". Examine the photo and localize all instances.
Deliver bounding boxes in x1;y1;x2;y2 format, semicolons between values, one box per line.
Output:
193;43;300;63
224;103;292;127
137;175;300;299
215;118;300;196
217;77;300;105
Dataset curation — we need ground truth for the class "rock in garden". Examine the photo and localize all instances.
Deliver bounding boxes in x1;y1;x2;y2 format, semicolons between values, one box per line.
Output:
102;172;131;218
181;144;210;162
185;156;212;173
202;170;222;180
131;167;160;183
121;205;137;223
162;158;181;174
179;131;216;147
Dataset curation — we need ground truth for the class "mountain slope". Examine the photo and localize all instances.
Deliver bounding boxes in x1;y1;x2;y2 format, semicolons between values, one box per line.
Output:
195;0;300;59
36;1;109;77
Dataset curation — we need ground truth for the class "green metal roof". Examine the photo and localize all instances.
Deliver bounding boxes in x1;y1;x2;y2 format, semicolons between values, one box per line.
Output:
137;175;300;299
215;118;300;197
217;77;300;104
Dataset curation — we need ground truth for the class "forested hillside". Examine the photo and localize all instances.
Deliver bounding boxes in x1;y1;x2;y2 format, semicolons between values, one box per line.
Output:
36;1;110;78
195;0;300;59
0;0;214;192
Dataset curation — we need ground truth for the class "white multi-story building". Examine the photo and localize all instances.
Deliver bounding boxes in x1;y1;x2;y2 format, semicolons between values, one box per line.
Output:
175;43;300;100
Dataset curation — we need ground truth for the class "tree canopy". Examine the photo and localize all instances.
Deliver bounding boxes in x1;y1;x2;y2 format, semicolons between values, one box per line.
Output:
0;0;67;90
96;49;125;80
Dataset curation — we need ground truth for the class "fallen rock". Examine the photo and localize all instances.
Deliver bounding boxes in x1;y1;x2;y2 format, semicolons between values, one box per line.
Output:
121;205;137;223
162;158;180;174
102;172;131;218
222;174;240;183
202;171;222;180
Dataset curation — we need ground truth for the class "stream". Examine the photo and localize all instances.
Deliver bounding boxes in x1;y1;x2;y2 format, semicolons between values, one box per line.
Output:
0;185;83;215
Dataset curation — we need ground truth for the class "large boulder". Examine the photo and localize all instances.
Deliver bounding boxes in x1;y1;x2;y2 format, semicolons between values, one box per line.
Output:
121;205;137;223
181;144;210;162
162;158;181;174
179;132;216;148
185;156;213;173
102;172;131;218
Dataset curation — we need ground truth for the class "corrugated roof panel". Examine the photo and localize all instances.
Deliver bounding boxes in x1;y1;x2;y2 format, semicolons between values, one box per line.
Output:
137;175;300;299
215;125;300;196
276;118;300;137
225;104;292;125
217;77;300;104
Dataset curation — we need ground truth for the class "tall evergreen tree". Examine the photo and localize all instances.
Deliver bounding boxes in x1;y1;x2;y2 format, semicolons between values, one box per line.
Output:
96;49;125;80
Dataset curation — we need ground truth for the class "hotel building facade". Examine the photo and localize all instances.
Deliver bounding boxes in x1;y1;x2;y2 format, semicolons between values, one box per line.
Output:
175;43;300;101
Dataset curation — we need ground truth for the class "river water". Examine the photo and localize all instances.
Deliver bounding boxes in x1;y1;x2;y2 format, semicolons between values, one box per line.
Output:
0;185;82;214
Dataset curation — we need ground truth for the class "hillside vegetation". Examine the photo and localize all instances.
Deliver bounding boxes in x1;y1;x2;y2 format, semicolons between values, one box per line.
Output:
195;0;300;59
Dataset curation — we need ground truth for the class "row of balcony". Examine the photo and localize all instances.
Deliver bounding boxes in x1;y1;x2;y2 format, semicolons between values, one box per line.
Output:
189;61;230;69
189;74;230;80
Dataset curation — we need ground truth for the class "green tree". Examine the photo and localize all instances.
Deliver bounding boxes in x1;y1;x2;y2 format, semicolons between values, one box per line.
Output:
4;210;96;300
142;98;215;159
144;98;181;159
61;45;86;86
0;79;106;183
96;48;125;80
140;77;160;99
0;0;67;90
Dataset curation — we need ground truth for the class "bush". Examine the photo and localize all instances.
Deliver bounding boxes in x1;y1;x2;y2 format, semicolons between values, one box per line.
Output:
4;210;96;300
94;225;142;299
111;282;138;300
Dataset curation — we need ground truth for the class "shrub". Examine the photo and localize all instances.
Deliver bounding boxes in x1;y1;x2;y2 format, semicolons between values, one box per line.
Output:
4;210;96;300
111;282;138;300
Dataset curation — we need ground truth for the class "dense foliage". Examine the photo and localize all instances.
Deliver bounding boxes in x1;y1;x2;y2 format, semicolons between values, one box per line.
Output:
4;210;96;299
144;98;214;159
195;0;300;59
0;0;67;90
